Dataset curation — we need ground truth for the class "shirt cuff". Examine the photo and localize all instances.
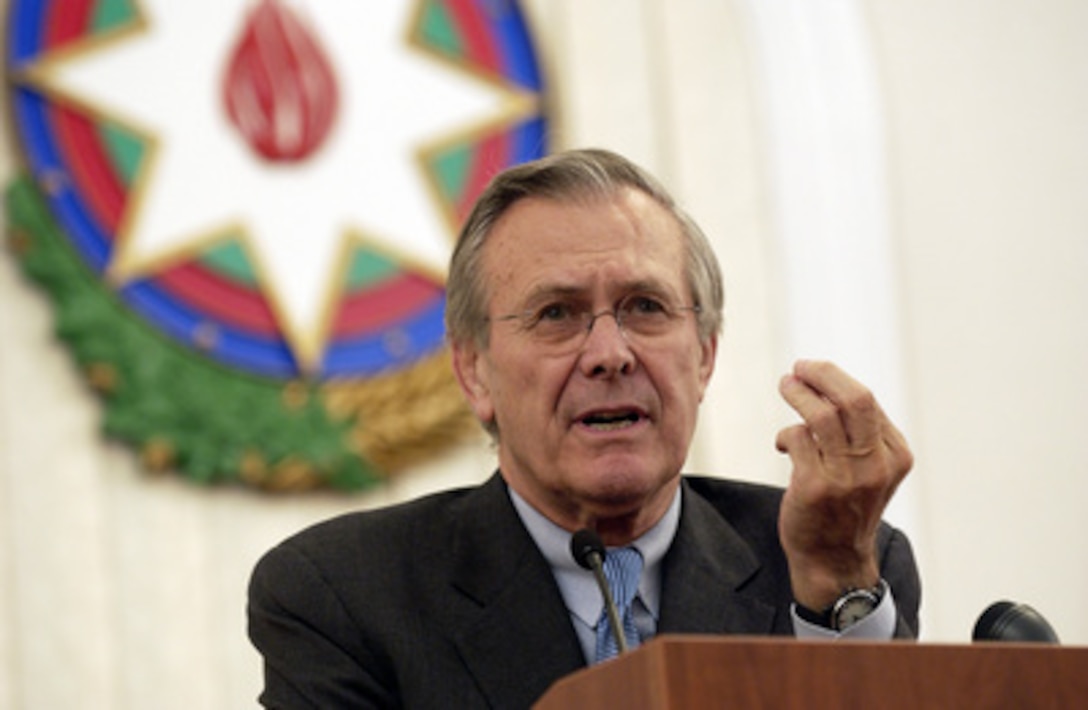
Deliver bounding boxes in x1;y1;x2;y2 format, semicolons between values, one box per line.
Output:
791;585;897;640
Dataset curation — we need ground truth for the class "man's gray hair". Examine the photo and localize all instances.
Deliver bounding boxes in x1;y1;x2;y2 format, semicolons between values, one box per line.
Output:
445;148;724;348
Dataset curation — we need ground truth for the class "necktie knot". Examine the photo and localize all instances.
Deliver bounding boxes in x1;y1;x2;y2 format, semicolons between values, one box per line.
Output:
603;547;643;609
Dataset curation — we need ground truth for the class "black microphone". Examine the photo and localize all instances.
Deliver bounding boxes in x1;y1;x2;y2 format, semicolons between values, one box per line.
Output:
571;528;629;655
972;601;1060;643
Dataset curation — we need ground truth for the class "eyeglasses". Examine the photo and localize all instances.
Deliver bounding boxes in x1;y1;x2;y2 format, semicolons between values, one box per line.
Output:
490;293;701;351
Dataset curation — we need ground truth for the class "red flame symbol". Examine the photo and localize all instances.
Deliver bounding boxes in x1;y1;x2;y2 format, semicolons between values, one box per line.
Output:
222;0;340;162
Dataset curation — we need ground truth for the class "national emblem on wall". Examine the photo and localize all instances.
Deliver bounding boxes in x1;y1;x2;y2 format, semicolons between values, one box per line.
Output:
4;0;550;490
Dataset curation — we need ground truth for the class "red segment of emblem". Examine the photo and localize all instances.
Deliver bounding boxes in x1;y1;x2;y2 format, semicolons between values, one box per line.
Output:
158;263;280;335
50;104;126;235
332;273;442;338
45;0;93;47
447;0;501;73
222;0;339;162
456;130;509;222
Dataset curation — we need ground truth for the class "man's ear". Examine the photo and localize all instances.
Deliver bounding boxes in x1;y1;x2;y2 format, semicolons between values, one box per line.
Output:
450;339;495;425
697;333;718;402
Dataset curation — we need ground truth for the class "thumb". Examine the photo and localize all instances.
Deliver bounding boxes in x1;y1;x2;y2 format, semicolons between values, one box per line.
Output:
776;424;820;466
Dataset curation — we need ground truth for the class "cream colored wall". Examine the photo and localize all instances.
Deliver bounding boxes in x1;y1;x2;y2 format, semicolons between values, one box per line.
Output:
867;0;1088;646
1;0;1085;707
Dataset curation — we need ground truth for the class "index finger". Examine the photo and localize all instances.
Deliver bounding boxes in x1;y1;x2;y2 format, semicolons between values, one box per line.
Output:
790;360;882;450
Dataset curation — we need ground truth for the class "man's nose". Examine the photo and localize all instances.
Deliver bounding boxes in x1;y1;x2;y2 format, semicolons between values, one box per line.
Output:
579;310;636;376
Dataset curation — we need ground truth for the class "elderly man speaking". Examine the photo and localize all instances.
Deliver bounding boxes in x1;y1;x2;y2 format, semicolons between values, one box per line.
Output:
248;148;921;709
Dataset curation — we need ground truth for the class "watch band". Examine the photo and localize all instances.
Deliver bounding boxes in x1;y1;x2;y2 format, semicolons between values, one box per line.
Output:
794;599;836;628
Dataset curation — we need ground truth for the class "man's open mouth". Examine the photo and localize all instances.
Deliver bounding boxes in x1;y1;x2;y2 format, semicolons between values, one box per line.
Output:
580;410;643;431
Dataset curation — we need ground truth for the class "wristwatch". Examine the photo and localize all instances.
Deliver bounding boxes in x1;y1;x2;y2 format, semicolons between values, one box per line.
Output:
797;580;886;631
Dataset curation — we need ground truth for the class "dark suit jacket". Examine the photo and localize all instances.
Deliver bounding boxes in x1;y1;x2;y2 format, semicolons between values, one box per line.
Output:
248;473;921;709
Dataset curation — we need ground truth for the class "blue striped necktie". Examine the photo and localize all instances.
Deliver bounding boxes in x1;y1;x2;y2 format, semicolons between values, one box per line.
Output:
594;547;644;663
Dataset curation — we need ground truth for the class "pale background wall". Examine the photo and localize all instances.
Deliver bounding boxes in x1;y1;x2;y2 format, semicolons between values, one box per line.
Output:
2;0;1086;708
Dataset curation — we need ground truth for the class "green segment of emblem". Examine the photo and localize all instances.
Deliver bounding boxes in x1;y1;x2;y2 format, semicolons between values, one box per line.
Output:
347;247;399;289
96;121;144;186
5;175;380;491
419;0;463;57
431;143;473;207
202;240;258;285
92;0;138;33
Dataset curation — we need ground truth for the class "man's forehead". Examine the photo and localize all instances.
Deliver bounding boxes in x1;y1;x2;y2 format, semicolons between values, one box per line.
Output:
480;201;689;312
485;191;681;255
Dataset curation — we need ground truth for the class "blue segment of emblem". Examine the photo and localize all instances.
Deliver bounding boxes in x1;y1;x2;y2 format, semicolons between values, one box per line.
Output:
13;87;112;272
6;0;47;65
510;115;547;163
320;297;447;378
490;0;543;91
120;280;301;379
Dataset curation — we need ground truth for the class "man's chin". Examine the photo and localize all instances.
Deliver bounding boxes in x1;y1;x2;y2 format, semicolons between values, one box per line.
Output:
573;467;679;517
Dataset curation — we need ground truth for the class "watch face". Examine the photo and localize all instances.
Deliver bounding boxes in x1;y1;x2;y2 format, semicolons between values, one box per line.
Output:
834;591;879;630
838;599;874;626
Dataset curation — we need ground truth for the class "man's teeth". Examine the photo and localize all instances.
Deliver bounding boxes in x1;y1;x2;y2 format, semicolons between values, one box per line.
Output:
588;420;631;431
583;413;639;430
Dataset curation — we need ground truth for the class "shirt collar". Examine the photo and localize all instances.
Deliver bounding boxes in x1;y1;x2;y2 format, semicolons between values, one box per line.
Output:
508;483;681;628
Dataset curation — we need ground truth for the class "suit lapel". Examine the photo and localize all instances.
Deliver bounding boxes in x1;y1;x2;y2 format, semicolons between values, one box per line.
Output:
441;475;779;706
658;479;777;635
446;474;585;708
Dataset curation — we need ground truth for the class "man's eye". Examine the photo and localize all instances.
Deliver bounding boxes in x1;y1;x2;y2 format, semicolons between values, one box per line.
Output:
534;303;577;323
627;296;668;315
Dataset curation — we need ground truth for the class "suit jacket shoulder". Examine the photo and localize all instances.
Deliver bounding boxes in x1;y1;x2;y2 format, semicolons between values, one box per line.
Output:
248;473;584;709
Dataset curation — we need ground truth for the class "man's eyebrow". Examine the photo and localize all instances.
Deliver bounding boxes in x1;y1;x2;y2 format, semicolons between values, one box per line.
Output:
624;279;674;296
518;284;586;307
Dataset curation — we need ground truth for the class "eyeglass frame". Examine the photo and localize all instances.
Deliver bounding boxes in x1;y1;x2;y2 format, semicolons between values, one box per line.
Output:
486;292;702;350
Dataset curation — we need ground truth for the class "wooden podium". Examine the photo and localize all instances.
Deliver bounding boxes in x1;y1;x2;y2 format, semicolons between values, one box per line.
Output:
534;635;1088;709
